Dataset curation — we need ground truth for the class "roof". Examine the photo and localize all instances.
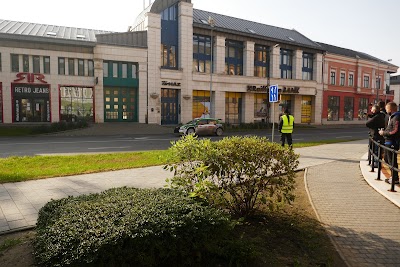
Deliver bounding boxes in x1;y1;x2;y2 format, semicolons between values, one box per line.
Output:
193;9;322;50
96;31;147;48
317;42;397;68
0;19;111;46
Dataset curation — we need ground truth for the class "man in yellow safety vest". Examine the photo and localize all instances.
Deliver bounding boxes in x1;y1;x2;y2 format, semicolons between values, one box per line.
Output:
278;108;294;148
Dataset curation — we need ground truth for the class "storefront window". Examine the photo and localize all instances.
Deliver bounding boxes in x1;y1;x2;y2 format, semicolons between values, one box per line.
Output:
225;92;242;124
60;86;94;122
327;96;339;121
254;94;268;118
344;97;354;121
279;95;292;114
193;90;210;119
358;98;369;120
12;84;50;122
301;96;312;123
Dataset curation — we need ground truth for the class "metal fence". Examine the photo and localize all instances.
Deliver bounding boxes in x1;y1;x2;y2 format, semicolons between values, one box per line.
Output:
368;137;399;192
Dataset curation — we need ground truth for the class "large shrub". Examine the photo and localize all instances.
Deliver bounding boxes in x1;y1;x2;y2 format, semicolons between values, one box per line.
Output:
34;187;242;267
165;135;299;217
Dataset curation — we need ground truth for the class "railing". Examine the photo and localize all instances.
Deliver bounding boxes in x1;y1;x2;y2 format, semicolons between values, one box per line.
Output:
368;137;399;192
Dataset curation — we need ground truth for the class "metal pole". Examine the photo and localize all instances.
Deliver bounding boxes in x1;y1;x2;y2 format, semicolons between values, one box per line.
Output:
376;61;380;103
271;102;275;142
210;28;213;117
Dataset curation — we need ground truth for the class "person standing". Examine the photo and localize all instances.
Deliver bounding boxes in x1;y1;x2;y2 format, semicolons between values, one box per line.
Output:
279;108;294;148
379;102;400;185
366;104;386;167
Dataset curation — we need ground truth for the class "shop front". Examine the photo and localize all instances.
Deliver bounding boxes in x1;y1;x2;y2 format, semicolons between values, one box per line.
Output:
60;86;94;122
12;83;50;122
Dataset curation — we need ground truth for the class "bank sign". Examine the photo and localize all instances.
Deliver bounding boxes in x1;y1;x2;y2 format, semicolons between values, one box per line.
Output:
13;84;50;98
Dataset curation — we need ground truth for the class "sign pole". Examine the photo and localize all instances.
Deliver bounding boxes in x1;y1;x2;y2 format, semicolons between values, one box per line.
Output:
271;102;275;142
269;84;279;143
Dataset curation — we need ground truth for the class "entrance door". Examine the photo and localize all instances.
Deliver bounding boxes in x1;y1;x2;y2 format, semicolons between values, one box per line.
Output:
104;88;137;122
301;96;312;123
161;89;178;125
19;98;48;122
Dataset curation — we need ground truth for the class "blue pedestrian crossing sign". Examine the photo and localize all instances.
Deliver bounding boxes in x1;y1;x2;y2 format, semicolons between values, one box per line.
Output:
269;85;279;103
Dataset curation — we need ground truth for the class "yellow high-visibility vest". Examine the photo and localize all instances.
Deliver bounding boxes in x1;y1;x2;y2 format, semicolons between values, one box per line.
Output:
281;115;294;133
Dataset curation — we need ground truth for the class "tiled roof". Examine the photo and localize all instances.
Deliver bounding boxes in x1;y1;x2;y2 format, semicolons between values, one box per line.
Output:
0;19;111;44
193;9;322;50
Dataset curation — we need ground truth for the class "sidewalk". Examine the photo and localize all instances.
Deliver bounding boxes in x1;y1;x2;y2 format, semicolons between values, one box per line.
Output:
1;138;400;266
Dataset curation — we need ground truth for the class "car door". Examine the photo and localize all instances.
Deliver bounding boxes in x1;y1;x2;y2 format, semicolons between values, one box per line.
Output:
196;119;208;135
205;119;217;135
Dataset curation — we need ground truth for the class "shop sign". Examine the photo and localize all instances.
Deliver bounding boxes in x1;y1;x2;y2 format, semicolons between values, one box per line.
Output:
14;72;47;84
13;84;50;97
162;81;181;87
247;85;300;94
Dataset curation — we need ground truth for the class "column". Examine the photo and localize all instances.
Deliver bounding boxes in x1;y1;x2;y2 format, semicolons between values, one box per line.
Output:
244;41;255;77
215;36;226;75
314;53;323;84
293;49;303;80
270;46;281;78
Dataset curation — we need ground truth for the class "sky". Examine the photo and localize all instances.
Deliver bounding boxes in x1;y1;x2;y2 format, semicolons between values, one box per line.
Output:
2;0;399;74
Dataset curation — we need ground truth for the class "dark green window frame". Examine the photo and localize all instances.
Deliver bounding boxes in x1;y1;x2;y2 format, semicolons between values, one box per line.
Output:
11;54;19;72
68;58;75;76
78;59;85;76
88;60;94;77
23;55;29;72
58;57;65;75
43;56;50;74
33;55;40;73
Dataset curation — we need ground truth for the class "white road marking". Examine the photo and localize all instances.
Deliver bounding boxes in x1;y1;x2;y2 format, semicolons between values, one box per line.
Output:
88;146;131;150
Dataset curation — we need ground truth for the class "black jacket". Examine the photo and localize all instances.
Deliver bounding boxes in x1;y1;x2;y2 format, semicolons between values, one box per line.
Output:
366;112;386;141
382;111;400;147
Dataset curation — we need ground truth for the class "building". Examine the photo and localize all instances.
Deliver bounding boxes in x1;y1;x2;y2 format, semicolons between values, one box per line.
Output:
318;42;397;124
0;0;397;126
391;74;400;105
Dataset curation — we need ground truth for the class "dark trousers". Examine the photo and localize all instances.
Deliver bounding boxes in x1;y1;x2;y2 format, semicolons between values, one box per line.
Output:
281;133;293;147
384;144;399;181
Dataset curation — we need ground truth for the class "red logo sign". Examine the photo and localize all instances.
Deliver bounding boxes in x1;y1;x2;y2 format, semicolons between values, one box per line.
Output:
14;73;47;84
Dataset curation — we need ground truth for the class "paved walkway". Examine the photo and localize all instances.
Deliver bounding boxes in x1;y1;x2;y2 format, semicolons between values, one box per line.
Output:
1;131;400;266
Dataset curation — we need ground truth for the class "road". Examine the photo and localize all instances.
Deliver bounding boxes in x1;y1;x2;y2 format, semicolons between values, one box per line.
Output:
0;127;369;158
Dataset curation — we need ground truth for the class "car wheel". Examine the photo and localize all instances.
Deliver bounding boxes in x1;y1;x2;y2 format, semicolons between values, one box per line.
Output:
216;128;223;136
186;128;196;135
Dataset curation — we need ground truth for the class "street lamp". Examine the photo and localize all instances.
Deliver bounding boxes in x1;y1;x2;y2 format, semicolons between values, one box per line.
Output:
208;16;215;118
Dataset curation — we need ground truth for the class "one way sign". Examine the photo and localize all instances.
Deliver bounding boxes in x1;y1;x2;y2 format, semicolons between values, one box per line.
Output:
269;85;279;103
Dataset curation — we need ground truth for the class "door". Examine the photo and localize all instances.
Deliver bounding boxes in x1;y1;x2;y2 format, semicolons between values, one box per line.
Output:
301;96;312;123
18;98;48;122
104;88;137;122
161;89;179;125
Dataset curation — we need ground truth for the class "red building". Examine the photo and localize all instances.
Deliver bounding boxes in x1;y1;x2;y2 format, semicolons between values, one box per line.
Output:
318;43;398;124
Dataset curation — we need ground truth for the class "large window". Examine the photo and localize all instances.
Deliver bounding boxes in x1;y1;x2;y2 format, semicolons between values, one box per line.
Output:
23;55;29;72
58;58;65;75
78;59;85;76
302;53;313;80
161;44;177;69
11;54;19;72
340;72;345;86
254;94;268;118
68;58;75;76
103;62;108;77
193;90;210;119
344;97;354;121
254;45;269;78
225;92;242;124
88;60;94;77
330;71;336;85
358;98;369;120
103;61;138;79
193;34;212;73
327;96;339;121
363;75;370;88
60;86;94;122
225;40;243;76
160;4;178;70
349;73;354;87
376;76;381;90
280;49;292;79
33;56;40;73
43;56;50;74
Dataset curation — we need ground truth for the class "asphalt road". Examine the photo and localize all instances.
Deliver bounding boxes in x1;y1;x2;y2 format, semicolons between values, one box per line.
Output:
0;126;369;158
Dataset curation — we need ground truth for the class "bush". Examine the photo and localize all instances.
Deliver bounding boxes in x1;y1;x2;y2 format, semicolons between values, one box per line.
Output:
165;135;299;217
34;187;246;267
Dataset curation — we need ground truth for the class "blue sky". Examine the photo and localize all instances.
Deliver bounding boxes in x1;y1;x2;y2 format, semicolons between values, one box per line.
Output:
2;0;398;73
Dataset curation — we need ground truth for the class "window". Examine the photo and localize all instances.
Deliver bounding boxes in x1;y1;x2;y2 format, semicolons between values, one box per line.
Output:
0;53;2;72
43;56;50;74
60;86;94;122
88;60;94;77
112;63;118;78
340;72;345;86
192;90;210;118
160;4;177;21
254;94;268;118
131;64;137;78
358;98;369;120
122;63;128;78
68;58;75;75
11;54;19;72
302;53;313;80
23;55;29;72
161;44;177;69
344;97;354;121
225;40;243;76
330;71;336;85
254;45;269;78
103;62;108;77
225;92;242;124
193;34;212;73
363;75;370;88
33;56;40;73
376;76;381;90
58;58;65;75
349;73;354;87
280;49;292;79
78;59;84;76
327;96;339;121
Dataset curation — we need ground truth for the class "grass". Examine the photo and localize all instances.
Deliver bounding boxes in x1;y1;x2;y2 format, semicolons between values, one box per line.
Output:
0;238;22;253
0;127;34;136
